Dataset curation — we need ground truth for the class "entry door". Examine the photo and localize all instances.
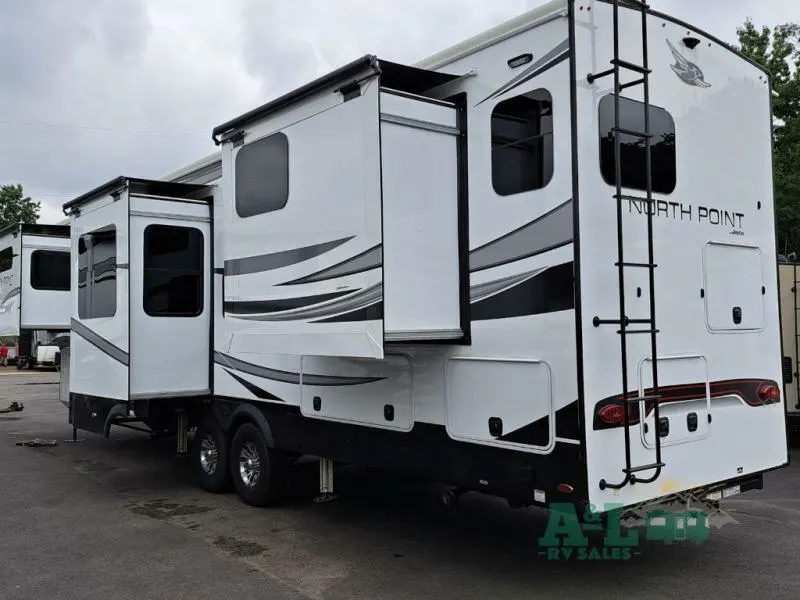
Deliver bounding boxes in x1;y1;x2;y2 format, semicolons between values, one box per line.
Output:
129;200;211;400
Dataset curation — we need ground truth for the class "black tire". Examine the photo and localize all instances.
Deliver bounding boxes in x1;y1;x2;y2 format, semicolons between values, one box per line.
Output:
191;415;230;493
229;422;288;507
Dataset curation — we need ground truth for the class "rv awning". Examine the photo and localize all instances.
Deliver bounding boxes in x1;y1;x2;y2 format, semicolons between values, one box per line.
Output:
62;176;212;215
0;223;70;239
211;54;463;145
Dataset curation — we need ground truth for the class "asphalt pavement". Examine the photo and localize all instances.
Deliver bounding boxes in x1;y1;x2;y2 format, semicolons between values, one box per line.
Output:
1;367;799;600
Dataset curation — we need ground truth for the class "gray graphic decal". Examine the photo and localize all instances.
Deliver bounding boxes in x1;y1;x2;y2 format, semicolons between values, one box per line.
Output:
667;39;711;88
225;236;354;277
469;199;573;272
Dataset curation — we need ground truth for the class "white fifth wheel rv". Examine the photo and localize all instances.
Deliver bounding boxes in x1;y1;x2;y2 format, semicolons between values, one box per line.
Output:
0;223;72;368
63;0;788;518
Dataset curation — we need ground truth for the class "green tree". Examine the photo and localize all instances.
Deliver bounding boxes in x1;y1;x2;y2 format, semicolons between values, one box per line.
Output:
0;184;40;230
735;20;800;256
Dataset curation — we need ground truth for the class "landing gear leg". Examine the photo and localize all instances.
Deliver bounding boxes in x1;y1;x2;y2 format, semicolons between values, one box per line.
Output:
176;410;188;456
313;457;337;503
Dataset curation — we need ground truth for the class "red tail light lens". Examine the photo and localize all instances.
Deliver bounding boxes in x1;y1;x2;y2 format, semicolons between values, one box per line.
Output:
598;404;626;425
757;383;781;405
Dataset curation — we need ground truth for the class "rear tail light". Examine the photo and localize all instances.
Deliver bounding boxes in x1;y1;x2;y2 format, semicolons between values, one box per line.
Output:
598;404;626;425
757;383;781;405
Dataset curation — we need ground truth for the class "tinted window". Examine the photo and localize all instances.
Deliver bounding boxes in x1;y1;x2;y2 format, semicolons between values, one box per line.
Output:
235;132;289;218
491;89;554;196
31;250;70;291
78;227;117;319
598;94;676;194
0;247;12;273
143;225;204;317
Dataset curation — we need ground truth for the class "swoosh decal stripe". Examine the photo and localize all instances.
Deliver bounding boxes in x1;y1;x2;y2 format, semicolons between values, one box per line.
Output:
0;287;20;306
224;236;354;276
476;39;570;106
470;262;574;321
278;245;382;286
224;369;284;402
469;199;573;272
214;351;385;386
225;290;354;316
231;283;382;322
71;318;129;366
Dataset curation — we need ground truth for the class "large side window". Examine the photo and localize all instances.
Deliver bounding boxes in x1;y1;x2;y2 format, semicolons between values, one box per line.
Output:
143;224;204;317
598;94;676;194
78;227;117;319
235;132;289;218
31;250;70;291
0;247;13;273
491;89;554;196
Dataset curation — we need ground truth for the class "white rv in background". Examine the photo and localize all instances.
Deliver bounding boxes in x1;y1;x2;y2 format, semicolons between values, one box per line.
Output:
63;0;788;520
777;258;800;432
0;223;72;369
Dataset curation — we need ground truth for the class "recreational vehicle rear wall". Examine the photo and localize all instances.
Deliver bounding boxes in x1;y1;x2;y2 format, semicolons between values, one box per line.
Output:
0;223;72;368
64;0;788;519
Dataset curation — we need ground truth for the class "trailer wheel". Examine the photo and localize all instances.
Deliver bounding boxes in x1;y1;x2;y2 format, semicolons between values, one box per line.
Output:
229;422;287;507
191;415;230;493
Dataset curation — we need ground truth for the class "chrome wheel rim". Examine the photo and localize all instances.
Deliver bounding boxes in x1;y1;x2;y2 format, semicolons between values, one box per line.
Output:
239;442;262;488
199;434;218;475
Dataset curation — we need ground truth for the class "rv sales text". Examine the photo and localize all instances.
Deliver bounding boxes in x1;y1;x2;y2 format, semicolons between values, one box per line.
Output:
627;198;744;229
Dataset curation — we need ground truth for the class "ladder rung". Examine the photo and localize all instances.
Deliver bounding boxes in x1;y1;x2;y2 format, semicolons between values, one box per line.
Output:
617;328;660;335
624;461;665;475
619;0;651;9
614;193;653;203
625;394;661;403
620;77;646;91
611;59;651;75
613;127;653;138
593;316;653;327
616;261;657;269
587;68;615;84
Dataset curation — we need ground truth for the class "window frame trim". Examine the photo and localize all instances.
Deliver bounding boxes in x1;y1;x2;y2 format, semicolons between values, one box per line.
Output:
78;226;118;320
29;249;71;292
142;223;205;318
490;87;555;197
596;93;677;195
234;131;290;219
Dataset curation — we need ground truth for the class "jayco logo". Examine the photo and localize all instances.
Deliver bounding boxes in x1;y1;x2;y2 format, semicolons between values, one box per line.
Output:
667;39;711;88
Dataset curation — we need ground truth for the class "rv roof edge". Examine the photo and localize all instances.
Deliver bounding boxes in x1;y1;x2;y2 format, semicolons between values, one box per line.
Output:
0;222;70;239
211;54;381;145
413;0;568;70
160;152;221;183
62;176;215;215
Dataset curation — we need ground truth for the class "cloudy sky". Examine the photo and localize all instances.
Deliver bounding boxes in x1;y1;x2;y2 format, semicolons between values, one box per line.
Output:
1;0;798;224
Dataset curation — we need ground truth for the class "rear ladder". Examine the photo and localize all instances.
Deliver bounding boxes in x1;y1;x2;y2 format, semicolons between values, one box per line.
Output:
588;0;665;490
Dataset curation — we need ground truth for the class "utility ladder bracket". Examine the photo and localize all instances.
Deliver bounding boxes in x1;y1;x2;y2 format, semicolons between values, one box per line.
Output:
597;0;666;492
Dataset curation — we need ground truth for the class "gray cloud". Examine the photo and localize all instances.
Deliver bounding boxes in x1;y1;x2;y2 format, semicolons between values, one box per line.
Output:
0;0;798;223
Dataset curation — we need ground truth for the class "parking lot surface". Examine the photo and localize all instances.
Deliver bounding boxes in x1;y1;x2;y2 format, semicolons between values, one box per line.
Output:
1;368;799;600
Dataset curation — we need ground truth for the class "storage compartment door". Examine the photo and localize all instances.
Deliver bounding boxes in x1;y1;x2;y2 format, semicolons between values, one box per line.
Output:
703;241;764;332
380;91;463;341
